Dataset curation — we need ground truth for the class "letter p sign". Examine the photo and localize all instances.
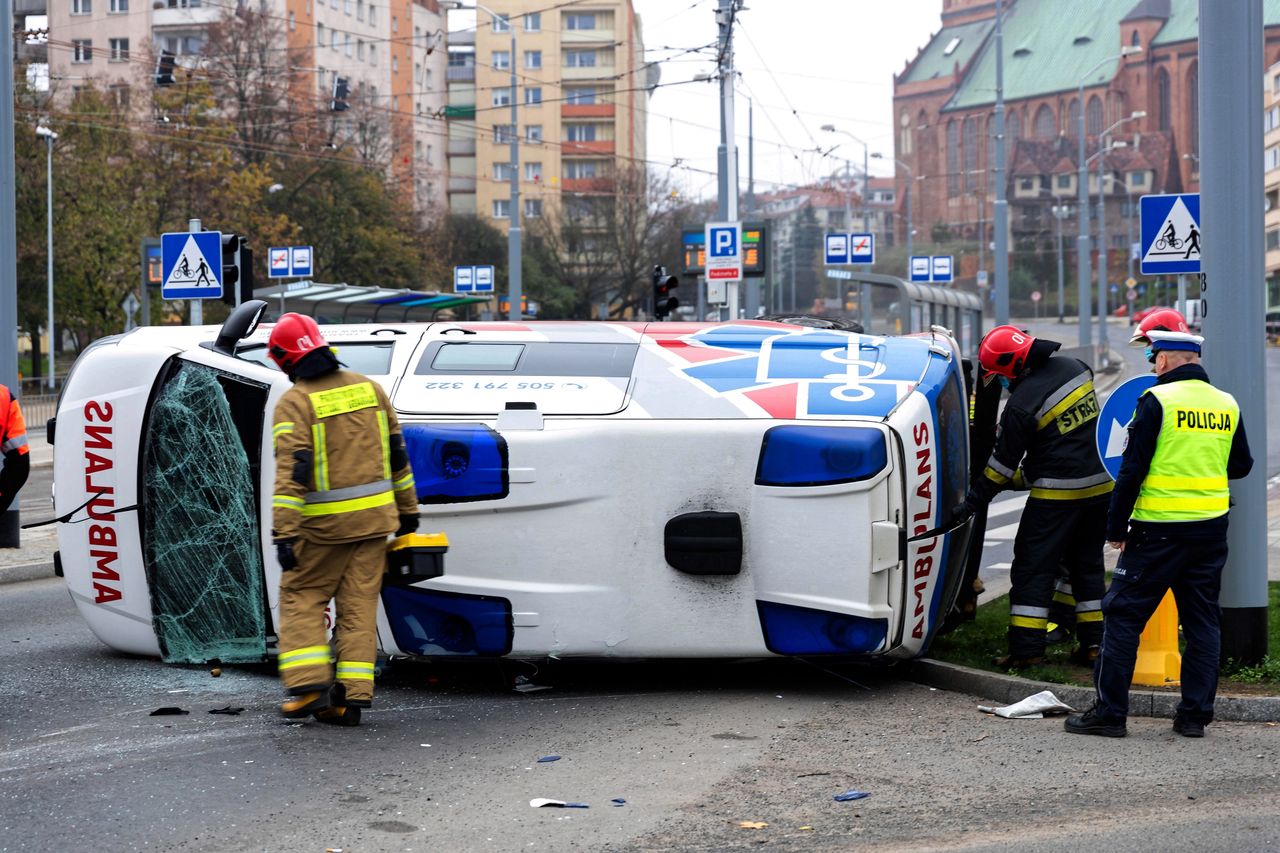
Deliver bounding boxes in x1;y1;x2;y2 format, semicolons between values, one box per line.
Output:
709;225;738;258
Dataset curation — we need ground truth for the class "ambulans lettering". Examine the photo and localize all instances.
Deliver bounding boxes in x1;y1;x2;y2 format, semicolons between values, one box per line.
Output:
909;419;936;639
1174;408;1232;432
83;400;120;605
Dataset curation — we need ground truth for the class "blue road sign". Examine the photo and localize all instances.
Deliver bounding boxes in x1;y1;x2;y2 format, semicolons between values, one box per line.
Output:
931;255;953;283
290;246;313;277
1140;193;1200;274
161;231;223;299
268;247;290;279
850;233;875;264
824;233;849;265
454;265;475;293
708;224;739;259
910;255;931;282
1109;282;1120;293
473;265;495;293
1096;374;1157;479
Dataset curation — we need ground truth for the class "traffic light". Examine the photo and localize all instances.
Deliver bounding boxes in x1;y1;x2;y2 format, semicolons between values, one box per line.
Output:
155;50;177;87
653;265;679;320
219;234;254;307
330;76;350;112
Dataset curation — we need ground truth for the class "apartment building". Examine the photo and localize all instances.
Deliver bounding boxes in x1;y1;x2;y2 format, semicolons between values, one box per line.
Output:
459;1;649;229
1267;60;1280;309
46;0;448;215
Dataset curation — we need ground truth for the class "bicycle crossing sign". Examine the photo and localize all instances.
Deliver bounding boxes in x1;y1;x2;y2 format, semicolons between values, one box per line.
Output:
1140;193;1200;274
161;231;223;299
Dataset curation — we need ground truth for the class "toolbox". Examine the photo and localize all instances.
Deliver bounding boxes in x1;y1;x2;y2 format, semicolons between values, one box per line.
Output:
385;532;448;585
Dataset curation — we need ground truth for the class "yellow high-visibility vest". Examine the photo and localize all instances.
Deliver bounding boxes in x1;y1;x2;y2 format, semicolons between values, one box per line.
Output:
1132;380;1238;522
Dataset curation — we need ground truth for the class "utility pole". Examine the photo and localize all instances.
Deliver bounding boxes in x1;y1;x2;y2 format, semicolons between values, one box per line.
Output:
993;0;1009;325
506;18;521;321
1096;151;1109;358
1201;0;1268;665
0;1;19;547
715;0;741;319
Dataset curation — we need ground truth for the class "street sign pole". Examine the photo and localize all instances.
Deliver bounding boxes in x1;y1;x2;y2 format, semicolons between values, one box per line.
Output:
1201;0;1268;664
188;218;202;326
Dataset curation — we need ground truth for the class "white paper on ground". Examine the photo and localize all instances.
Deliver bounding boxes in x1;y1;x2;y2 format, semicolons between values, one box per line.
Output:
978;689;1075;719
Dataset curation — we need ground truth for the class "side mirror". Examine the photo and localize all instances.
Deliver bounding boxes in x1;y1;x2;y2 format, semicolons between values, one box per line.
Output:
211;299;268;356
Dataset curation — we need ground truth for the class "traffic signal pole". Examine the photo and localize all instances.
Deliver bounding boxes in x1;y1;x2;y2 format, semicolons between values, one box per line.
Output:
715;0;741;319
1200;0;1269;665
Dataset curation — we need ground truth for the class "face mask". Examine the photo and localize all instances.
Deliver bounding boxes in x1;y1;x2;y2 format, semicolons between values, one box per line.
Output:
997;375;1010;390
1145;346;1155;364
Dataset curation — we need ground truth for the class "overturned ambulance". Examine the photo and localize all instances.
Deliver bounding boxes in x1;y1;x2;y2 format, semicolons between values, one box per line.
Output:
51;303;977;665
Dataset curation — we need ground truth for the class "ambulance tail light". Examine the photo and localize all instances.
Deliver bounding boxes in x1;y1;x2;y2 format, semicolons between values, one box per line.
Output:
756;601;888;655
755;426;886;487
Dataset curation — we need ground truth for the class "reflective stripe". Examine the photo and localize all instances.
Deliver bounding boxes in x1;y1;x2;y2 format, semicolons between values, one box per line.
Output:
1030;481;1114;500
300;489;396;517
305;479;393;504
1133;495;1230;512
273;422;295;437
336;660;376;681
1011;615;1049;629
1010;605;1049;618
1075;599;1103;613
986;456;1016;480
1;433;28;453
1077;611;1104;623
377;411;391;481
1052;590;1076;605
1142;475;1228;491
312;423;329;491
1029;473;1113;490
1053;580;1074;595
278;645;331;671
309;382;379;419
273;494;305;510
394;471;416;492
1034;370;1090;423
1036;381;1095;431
983;465;1010;485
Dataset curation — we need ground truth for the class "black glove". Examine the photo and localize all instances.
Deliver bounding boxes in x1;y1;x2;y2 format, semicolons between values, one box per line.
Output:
953;499;976;524
395;514;420;538
275;538;298;571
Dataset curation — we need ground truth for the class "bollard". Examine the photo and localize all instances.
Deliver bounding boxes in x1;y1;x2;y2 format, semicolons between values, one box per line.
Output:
1132;590;1181;686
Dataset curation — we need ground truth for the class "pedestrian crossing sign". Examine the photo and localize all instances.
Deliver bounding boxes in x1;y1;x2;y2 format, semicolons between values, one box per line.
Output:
161;231;223;299
1139;193;1200;274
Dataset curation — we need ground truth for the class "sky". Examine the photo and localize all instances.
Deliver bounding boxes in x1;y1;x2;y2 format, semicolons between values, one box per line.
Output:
634;0;944;201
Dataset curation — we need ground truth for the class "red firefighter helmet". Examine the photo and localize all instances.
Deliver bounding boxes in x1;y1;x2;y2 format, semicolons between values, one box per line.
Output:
1128;307;1189;347
268;313;327;373
978;325;1035;384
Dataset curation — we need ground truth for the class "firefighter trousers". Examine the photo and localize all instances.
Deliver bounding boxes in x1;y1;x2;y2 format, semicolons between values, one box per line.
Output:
277;536;386;705
1007;496;1108;658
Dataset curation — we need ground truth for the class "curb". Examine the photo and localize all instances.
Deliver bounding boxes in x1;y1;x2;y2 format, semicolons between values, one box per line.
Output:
0;560;57;585
911;658;1280;723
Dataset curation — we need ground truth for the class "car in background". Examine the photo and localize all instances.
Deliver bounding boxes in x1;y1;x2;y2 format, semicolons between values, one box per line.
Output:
1267;310;1280;344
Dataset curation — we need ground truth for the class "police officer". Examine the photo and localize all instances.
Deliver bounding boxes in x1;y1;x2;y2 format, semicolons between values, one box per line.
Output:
961;326;1112;668
268;314;419;726
0;383;30;515
1065;330;1252;738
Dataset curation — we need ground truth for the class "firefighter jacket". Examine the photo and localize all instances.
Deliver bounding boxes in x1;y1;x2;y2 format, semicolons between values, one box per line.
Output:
1106;363;1252;540
968;354;1113;507
272;368;418;544
0;385;29;515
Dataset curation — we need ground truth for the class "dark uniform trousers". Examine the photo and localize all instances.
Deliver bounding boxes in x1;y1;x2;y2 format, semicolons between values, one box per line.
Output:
1094;524;1229;725
1008;495;1108;657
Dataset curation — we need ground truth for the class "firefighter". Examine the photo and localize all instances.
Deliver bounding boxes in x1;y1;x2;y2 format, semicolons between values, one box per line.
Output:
959;325;1111;668
1065;330;1252;738
0;383;30;514
268;313;419;726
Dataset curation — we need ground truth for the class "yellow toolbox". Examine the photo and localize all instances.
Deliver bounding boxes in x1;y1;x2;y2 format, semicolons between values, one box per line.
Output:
385;532;448;585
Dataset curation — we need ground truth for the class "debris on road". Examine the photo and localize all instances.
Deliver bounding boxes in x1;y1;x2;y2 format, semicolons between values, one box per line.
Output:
978;690;1074;719
738;820;768;829
530;798;589;808
537;755;561;763
833;790;870;802
513;676;552;694
149;707;189;716
208;706;244;716
611;798;626;807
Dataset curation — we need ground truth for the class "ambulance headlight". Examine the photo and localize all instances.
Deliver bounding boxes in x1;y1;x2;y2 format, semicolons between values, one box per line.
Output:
755;426;886;487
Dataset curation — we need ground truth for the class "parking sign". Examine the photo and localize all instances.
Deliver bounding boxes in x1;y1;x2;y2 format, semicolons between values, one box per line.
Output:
704;221;742;281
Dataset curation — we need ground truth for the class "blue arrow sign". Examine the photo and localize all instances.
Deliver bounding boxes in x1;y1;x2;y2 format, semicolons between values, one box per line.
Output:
161;231;223;299
1096;374;1157;480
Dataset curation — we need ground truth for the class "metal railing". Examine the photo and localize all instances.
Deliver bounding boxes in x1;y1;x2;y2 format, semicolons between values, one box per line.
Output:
18;394;56;432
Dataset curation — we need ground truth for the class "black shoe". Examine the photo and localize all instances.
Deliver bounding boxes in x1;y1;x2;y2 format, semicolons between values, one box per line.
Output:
1064;706;1126;738
314;704;362;726
993;653;1045;669
1173;717;1205;738
1044;625;1071;645
1068;645;1100;666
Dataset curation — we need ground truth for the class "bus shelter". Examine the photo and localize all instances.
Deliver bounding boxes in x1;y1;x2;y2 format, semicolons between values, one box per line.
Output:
253;281;493;323
843;272;985;359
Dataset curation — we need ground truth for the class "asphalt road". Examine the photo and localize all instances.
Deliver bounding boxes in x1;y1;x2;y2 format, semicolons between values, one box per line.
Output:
4;576;1280;852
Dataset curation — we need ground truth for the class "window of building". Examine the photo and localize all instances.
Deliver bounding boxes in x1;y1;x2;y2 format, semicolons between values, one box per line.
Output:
564;49;596;68
331;29;339;50
525;125;542;142
563;160;599;179
392;55;398;72
1267;107;1280;133
344;0;351;14
370;44;377;65
1128;170;1147;187
1267;145;1280;172
1086;95;1103;136
426;144;433;164
1188;63;1199;156
492;13;510;32
492;87;513;107
524;12;540;31
962;116;977;191
109;0;128;12
494;162;515;181
565;13;595;29
565;123;597;142
289;11;295;30
72;0;91;13
493;199;511;218
358;40;365;61
72;39;92;63
945;120;958;197
525;87;542;105
565;87;597;105
414;61;421;79
318;23;325;45
1067;98;1081;136
524;199;543;218
109;84;130;108
524;50;541;70
1019;177;1035;191
368;3;376;25
1057;173;1072;189
1156;67;1171;131
492;50;510;70
345;33;353;57
357;0;364;20
1033;104;1055;139
1268;228;1280;251
493;124;515;143
391;13;397;31
525;162;542;181
109;37;128;61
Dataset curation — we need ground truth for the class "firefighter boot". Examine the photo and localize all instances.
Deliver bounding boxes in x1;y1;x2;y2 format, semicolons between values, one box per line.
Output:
314;683;362;727
281;687;330;719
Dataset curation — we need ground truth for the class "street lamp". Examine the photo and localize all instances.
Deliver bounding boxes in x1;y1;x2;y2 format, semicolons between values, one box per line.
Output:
1047;198;1072;323
1077;44;1142;348
36;125;57;390
1092;111;1144;354
442;0;521;321
871;152;913;262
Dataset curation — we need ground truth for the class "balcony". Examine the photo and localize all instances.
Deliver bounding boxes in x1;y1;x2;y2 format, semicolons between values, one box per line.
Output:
447;66;475;82
152;4;220;28
562;177;614;194
563;140;614;156
443;104;476;120
561;28;615;45
561;103;614;119
561;63;614;81
449;175;477;192
447;138;476;156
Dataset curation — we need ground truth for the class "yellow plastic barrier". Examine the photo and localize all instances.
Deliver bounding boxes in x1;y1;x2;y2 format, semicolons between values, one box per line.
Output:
1131;590;1181;686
